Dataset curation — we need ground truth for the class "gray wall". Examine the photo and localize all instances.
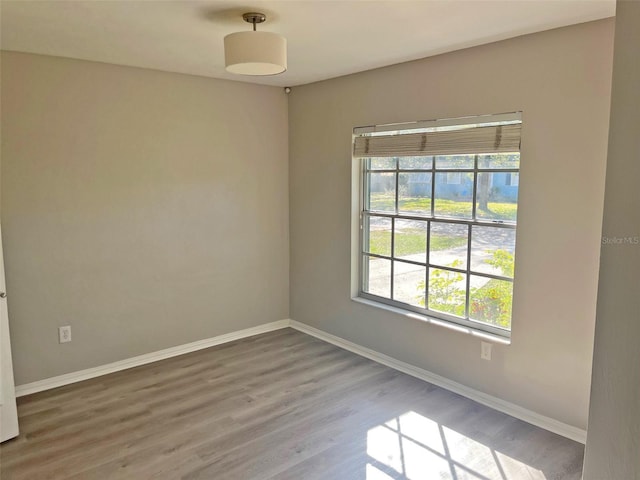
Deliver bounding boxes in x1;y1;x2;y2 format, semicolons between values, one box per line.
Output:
583;1;640;477
1;52;289;385
289;20;614;429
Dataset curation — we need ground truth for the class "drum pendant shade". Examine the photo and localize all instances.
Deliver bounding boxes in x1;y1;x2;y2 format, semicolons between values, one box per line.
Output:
224;13;287;76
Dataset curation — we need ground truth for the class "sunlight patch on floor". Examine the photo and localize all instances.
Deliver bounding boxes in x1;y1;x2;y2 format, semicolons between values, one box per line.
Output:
366;411;547;480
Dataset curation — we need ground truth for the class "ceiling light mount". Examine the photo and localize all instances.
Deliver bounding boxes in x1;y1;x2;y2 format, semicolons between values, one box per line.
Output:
224;12;287;76
242;12;266;31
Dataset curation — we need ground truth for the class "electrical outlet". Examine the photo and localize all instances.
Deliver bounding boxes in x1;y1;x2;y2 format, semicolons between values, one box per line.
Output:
481;341;492;361
59;325;72;343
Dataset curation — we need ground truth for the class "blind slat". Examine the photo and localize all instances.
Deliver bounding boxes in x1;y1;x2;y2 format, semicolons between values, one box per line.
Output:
353;124;521;158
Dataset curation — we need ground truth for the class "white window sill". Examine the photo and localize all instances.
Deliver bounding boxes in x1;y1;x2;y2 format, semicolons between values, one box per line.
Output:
351;296;511;345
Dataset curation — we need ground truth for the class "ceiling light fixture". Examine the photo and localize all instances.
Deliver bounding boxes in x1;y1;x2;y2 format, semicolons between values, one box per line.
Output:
224;12;287;76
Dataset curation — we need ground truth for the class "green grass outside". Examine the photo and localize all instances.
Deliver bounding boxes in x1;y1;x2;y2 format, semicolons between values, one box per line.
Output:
369;229;467;256
370;193;517;221
475;203;518;221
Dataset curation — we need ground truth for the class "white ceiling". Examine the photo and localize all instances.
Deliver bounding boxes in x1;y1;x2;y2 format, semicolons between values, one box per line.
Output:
0;1;615;87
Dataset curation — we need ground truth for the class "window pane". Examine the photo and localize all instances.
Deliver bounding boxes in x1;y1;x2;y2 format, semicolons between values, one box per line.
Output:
399;156;432;170
428;268;466;318
399;172;431;215
435;154;474;169
434;172;473;219
363;256;391;298
475;172;518;222
369;157;396;170
470;275;513;329
364;216;392;257
394;219;427;262
446;172;462;184
478;153;519;169
368;172;396;212
430;223;468;269
471;226;516;277
393;261;426;307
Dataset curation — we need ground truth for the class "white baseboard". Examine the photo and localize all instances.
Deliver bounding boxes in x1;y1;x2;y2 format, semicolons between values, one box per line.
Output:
15;317;586;444
289;320;587;444
15;319;290;397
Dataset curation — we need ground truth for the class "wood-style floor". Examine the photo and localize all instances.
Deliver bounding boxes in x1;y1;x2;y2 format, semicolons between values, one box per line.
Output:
0;328;584;479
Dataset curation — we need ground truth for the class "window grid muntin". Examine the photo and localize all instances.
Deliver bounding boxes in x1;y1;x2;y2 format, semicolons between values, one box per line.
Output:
361;153;518;336
362;233;515;282
359;287;511;336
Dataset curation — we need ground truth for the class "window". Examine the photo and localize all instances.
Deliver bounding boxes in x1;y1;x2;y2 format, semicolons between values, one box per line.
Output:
354;113;522;337
445;172;462;184
505;172;519;186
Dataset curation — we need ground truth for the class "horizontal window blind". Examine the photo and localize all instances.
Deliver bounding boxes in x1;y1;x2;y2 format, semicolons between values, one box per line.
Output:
353;123;521;158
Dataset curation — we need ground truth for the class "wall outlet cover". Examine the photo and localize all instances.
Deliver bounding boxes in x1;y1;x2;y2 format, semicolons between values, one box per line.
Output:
59;325;71;343
481;341;492;361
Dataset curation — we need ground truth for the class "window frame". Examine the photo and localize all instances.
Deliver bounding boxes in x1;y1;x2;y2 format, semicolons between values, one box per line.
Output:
354;114;521;340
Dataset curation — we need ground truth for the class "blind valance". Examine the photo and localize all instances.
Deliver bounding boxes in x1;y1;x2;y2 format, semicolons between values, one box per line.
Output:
353;123;521;158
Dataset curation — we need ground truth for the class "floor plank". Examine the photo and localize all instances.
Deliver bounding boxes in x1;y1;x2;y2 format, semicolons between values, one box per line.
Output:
0;328;584;479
